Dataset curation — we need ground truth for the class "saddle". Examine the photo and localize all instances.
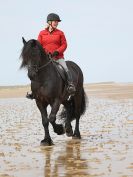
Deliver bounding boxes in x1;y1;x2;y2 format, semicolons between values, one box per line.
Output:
53;62;66;82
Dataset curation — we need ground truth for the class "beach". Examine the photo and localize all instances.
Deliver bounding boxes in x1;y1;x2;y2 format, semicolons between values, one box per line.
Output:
0;82;133;177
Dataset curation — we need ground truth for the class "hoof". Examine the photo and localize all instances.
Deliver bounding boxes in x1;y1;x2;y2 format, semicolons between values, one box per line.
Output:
54;124;65;135
66;132;73;137
72;133;81;139
40;138;54;146
65;127;73;137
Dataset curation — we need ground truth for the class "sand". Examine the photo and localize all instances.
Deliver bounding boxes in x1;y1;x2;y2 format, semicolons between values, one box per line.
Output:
0;82;133;99
0;85;30;99
0;82;133;177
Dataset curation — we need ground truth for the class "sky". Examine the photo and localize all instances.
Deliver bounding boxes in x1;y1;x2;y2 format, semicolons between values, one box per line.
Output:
0;0;133;86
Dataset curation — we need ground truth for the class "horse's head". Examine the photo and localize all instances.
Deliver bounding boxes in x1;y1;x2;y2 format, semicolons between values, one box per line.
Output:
20;37;46;80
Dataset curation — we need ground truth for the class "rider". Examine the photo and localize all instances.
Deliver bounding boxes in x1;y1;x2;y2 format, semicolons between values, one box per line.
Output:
26;13;76;99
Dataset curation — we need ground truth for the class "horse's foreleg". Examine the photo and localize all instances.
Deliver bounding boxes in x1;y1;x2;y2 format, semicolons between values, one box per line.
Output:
49;99;65;135
36;100;53;146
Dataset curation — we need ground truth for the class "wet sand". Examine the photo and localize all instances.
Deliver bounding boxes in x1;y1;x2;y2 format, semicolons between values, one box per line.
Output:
0;83;133;177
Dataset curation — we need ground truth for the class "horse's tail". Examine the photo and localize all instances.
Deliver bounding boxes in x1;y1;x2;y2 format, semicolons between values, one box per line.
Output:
80;87;87;116
59;87;87;122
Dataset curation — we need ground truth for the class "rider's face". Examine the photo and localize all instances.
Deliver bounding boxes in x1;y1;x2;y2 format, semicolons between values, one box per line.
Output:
51;21;59;28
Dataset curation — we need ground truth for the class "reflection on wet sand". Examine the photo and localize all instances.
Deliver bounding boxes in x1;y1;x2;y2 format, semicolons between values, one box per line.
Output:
41;140;89;177
41;147;54;177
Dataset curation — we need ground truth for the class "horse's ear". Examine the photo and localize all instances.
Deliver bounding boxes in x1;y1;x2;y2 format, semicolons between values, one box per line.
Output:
31;40;36;47
22;37;27;45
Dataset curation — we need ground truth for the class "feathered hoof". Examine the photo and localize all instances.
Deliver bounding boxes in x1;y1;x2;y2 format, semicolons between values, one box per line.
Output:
40;138;54;146
66;132;73;137
72;133;81;139
65;127;73;137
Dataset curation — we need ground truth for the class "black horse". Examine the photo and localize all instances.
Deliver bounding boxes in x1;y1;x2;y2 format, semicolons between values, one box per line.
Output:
20;37;87;146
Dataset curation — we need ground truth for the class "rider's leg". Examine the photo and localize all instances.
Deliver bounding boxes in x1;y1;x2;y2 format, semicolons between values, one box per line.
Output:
56;59;76;94
26;91;34;99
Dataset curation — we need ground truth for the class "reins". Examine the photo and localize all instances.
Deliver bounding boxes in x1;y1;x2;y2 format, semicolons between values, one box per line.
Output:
28;53;54;73
38;57;53;71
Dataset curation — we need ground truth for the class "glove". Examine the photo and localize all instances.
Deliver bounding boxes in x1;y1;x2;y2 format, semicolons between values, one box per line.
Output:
52;51;59;57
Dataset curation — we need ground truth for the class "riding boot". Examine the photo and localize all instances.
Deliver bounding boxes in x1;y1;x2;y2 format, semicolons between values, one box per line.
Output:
26;92;34;100
66;70;76;95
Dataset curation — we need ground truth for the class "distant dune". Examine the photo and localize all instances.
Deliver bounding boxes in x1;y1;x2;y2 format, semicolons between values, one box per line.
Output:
0;82;133;99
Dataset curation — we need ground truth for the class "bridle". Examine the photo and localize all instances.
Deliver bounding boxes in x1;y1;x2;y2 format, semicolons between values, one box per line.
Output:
28;53;54;73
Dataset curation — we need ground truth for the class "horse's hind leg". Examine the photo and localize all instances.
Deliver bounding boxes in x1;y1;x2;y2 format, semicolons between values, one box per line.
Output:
64;103;73;137
49;99;65;135
36;100;53;146
72;95;82;139
73;114;81;139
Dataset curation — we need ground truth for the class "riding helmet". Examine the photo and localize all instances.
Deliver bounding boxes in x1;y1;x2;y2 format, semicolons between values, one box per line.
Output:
47;13;61;22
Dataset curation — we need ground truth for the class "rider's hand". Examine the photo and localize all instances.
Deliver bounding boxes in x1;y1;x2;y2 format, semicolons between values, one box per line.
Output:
52;51;59;57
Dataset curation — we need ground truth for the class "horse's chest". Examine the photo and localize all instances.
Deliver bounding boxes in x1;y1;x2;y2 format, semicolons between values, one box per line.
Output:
36;86;52;101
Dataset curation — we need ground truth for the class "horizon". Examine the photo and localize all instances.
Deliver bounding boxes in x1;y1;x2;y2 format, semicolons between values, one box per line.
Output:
0;81;133;88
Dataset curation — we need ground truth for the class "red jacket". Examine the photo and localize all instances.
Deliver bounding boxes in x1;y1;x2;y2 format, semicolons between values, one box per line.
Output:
38;28;67;60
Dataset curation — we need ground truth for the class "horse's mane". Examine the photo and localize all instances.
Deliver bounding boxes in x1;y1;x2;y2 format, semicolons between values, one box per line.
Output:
20;39;46;68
